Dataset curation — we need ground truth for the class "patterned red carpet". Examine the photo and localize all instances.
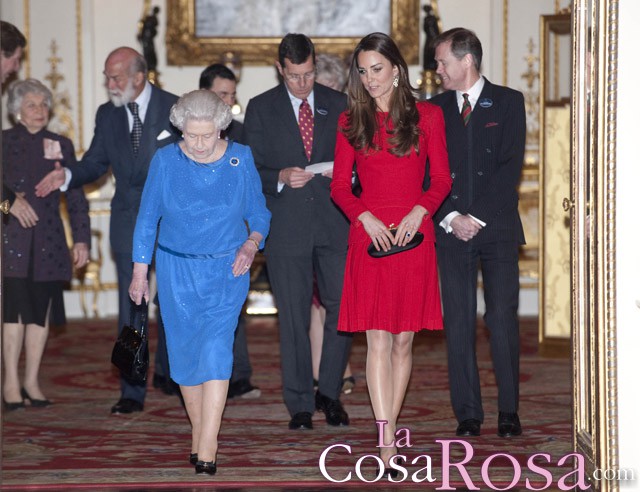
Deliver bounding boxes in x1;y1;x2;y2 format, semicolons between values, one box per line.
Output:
1;316;572;491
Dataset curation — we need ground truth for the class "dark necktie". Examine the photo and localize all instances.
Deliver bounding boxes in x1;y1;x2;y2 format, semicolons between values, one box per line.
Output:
127;102;143;155
298;99;314;161
461;93;472;126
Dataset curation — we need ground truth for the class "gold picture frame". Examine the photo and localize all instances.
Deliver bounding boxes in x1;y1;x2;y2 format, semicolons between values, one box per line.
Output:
166;0;420;66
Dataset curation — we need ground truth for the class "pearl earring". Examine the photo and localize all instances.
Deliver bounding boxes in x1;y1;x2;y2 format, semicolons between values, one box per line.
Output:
393;76;399;88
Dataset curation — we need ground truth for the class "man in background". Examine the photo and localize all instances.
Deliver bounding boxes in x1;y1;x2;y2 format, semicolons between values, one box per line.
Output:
1;20;26;86
430;28;526;438
199;63;260;400
34;47;180;414
243;33;351;431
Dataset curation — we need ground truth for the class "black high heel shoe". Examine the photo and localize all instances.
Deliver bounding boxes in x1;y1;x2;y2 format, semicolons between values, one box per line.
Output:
21;388;51;407
189;453;198;465
195;460;217;475
3;398;25;411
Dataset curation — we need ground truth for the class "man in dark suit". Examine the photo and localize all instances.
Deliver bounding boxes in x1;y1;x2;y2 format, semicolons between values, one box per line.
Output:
34;47;180;414
430;28;526;438
243;33;351;430
199;63;260;400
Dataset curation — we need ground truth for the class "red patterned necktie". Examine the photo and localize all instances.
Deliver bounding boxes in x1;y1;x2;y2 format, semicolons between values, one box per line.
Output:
461;93;472;126
298;98;314;160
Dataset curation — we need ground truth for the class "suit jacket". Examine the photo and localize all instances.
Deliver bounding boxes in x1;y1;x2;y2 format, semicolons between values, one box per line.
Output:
224;119;244;143
430;78;526;248
2;126;90;281
243;83;349;255
68;84;179;254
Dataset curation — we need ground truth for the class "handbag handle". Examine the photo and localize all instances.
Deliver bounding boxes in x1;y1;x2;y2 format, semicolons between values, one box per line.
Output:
129;298;148;338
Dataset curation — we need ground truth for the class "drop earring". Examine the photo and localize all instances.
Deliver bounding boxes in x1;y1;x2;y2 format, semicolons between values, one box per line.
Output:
393;76;399;88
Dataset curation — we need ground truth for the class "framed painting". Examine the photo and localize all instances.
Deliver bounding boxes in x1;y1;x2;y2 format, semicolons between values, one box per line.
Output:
166;0;420;65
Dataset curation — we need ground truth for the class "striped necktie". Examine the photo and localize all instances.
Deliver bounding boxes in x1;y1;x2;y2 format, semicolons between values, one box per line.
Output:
127;102;143;155
461;93;472;126
298;99;314;161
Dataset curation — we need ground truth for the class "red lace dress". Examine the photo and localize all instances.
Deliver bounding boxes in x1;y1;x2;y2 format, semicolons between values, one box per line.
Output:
330;102;452;333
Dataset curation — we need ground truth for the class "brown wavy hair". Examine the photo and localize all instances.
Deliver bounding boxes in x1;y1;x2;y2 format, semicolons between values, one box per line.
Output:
342;32;420;157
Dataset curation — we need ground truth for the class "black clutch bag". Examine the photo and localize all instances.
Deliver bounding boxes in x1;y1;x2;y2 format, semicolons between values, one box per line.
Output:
111;299;149;382
367;228;424;258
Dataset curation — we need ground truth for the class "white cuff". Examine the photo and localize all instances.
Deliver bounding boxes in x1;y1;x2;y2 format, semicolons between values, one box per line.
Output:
439;211;461;233
468;214;486;227
60;167;72;192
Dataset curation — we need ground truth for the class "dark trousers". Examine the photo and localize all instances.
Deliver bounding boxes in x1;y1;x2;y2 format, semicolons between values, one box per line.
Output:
114;252;170;403
266;246;352;416
436;241;520;423
231;314;252;382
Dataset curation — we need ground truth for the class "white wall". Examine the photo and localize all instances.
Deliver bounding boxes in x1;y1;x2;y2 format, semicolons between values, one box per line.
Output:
615;0;640;474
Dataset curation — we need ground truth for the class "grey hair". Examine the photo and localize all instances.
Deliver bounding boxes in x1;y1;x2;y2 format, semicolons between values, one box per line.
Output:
6;78;53;117
169;89;232;131
316;53;347;91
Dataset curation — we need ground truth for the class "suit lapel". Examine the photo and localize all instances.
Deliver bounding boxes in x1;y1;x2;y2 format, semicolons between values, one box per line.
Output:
273;85;305;148
473;78;495;131
311;84;329;162
136;86;161;168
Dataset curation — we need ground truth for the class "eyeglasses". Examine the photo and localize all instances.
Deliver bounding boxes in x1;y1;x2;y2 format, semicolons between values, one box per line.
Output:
283;70;316;82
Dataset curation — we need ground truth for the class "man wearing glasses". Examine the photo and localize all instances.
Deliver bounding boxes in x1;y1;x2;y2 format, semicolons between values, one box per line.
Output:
243;33;352;431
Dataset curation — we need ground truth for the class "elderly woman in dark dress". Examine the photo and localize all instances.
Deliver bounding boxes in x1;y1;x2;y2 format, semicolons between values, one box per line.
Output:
2;78;90;410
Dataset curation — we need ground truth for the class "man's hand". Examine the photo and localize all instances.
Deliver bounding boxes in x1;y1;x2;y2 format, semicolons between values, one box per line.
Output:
450;214;483;242
34;161;65;197
279;167;314;188
9;193;39;228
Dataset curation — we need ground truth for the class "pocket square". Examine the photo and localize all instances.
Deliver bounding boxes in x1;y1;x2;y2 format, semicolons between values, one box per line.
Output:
485;122;499;128
157;129;172;140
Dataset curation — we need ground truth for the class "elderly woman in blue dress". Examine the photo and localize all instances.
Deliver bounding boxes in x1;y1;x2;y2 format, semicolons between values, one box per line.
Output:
128;90;270;476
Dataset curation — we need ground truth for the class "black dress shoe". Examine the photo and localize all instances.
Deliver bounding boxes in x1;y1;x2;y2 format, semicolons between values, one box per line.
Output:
195;460;217;475
315;391;350;426
498;412;522;437
189;453;198;465
456;419;482;436
21;388;51;407
111;398;143;414
3;398;25;411
288;411;313;430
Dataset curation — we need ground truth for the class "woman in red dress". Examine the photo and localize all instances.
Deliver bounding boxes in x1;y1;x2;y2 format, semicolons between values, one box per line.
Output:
331;32;452;476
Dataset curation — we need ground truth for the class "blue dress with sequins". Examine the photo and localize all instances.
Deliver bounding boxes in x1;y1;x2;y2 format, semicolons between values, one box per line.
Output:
132;142;270;385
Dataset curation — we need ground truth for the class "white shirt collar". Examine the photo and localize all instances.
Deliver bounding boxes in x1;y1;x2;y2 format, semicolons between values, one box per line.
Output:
285;86;315;121
456;76;485;111
127;81;153;122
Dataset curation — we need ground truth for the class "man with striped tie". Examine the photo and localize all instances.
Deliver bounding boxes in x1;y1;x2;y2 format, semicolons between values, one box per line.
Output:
430;28;526;439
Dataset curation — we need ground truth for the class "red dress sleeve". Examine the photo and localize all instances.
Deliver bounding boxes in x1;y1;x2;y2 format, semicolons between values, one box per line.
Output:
415;102;452;216
330;112;368;224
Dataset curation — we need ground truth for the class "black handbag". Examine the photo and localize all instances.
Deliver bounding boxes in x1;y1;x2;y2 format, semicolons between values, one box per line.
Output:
367;228;424;258
111;299;149;382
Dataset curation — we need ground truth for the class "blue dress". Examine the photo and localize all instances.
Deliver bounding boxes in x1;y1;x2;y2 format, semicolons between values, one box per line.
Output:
132;142;271;385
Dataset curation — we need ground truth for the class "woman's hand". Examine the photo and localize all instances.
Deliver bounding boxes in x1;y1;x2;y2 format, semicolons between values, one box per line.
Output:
395;205;428;247
9;193;39;228
72;242;89;268
232;235;262;277
128;263;149;305
358;211;395;252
